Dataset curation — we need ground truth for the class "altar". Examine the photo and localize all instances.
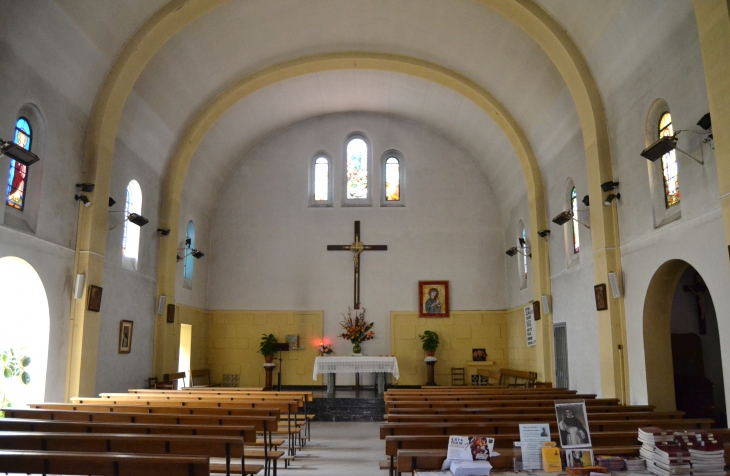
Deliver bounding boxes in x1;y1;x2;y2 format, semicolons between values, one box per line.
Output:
313;356;399;396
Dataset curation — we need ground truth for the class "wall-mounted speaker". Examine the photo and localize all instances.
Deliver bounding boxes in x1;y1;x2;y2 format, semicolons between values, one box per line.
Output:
157;295;166;315
541;294;551;315
74;274;86;300
608;272;622;299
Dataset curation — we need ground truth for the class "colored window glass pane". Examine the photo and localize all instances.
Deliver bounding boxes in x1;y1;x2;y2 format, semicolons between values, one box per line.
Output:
7;118;31;210
346;138;368;199
659;112;679;208
123;180;142;260
184;220;195;282
571;187;580;253
314;157;328;201
385;157;400;201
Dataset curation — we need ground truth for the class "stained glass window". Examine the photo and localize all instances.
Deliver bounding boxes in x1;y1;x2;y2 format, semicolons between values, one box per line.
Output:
522;227;528;279
6;117;32;210
571;187;580;254
346;138;368;199
184;220;195;284
385;157;400;201
659;112;679;208
123;180;142;260
314;157;329;201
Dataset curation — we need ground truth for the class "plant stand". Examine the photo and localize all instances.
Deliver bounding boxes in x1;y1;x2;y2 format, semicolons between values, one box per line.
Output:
263;363;275;391
424;356;437;386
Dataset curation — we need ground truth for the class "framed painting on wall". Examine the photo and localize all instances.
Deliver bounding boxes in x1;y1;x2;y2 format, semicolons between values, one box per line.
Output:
87;285;103;312
594;284;608;311
418;280;449;317
119;320;133;354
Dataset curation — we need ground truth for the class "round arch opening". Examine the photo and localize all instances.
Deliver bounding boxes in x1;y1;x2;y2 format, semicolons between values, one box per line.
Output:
643;259;726;427
0;256;50;407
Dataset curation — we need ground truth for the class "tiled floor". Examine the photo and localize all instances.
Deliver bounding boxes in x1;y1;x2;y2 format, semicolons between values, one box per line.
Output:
286;421;384;475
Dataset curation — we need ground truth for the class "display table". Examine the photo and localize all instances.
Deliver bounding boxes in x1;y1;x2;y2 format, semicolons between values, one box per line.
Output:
313;356;399;396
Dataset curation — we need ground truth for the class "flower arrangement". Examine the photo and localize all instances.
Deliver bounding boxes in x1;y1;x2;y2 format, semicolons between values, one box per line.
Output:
339;307;374;344
318;343;333;355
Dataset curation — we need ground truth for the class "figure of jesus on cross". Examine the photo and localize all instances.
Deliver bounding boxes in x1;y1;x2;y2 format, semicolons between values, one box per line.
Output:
327;221;387;309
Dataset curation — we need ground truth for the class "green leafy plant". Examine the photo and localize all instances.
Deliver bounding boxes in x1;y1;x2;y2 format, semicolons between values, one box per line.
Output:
418;330;440;352
1;348;32;411
258;334;278;357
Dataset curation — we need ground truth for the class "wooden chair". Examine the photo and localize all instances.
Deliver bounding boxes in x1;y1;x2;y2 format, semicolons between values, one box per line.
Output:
148;377;173;390
477;369;502;386
450;367;465;386
189;368;221;387
162;371;187;389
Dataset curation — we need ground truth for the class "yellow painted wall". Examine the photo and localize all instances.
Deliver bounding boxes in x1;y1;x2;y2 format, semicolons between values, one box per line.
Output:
206;311;324;387
390;307;536;386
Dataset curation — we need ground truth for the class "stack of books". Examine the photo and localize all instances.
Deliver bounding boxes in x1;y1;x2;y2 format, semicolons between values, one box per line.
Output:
676;432;725;476
639;426;677;467
594;455;625;471
649;442;691;476
624;456;647;471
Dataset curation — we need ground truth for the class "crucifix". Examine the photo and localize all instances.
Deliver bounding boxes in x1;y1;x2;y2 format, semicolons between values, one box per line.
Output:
327;221;387;309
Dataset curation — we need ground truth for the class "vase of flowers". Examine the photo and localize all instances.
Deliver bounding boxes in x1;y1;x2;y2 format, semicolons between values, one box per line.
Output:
318;343;333;356
339;306;374;355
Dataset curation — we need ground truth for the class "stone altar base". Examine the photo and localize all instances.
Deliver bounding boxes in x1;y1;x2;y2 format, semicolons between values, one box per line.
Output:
309;396;385;422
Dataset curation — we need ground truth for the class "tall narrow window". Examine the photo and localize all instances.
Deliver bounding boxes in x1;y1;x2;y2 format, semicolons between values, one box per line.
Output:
183;220;195;289
6;118;32;210
346;138;368;200
385;157;400;201
521;227;528;279
659;112;679;207
314;157;329;201
571;187;580;254
122;181;142;261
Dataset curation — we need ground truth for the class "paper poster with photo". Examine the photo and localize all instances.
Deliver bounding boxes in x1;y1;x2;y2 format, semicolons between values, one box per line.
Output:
447;435;494;461
567;449;594;468
519;423;551;469
555;401;592;448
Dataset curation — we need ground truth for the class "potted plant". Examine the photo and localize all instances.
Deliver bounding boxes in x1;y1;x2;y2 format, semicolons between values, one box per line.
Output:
419;330;440;357
259;334;278;363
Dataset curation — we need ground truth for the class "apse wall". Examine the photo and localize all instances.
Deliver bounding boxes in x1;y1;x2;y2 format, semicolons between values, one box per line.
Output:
206;112;507;358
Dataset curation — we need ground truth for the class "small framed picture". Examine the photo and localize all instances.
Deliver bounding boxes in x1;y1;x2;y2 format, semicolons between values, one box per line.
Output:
418;280;450;317
166;303;175;323
567;449;594;468
594;283;608;311
119;320;134;354
555;401;592;448
87;285;103;312
472;348;487;361
286;334;299;350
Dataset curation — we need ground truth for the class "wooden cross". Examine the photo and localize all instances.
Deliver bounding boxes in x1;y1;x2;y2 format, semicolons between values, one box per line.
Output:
327;221;387;309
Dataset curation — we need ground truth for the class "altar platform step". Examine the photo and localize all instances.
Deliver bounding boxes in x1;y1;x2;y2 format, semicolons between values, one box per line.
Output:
309;396;385;422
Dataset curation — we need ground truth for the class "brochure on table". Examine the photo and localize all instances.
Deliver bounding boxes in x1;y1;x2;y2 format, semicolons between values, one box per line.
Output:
518;423;551;470
444;436;496;476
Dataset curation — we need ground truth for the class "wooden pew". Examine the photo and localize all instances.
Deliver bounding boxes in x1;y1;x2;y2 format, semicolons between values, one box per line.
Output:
0;431;263;476
385;398;621;412
387;404;656;414
386;411;685;423
0;449;209;476
499;368;537;387
385;393;598;401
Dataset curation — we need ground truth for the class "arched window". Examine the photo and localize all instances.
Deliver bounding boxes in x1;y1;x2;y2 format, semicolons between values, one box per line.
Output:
346;137;368;200
659;112;679;207
385;157;400;201
521;227;528;279
183;220;195;289
517;221;528;289
122;180;142;261
314;157;329;201
6;117;32;210
571;187;580;254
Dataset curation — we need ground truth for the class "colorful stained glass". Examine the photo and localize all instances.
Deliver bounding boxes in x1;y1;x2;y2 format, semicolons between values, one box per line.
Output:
346;138;368;199
659;112;679;208
314;157;328;201
122;181;142;260
6;118;31;210
385;157;400;201
571;187;580;254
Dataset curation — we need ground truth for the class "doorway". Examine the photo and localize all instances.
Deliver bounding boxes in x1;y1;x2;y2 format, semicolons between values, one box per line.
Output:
178;324;192;375
643;260;727;427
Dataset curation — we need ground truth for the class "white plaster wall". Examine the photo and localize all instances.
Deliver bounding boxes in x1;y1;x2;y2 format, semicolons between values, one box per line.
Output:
205;113;507;371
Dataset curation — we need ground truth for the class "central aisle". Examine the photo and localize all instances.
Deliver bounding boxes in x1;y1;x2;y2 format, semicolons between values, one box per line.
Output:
287;421;383;475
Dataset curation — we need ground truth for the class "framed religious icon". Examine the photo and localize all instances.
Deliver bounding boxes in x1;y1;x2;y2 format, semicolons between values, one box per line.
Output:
555;401;592;448
472;348;487;361
418;281;450;317
567;449;594;468
87;285;103;312
119;320;134;354
594;283;608;311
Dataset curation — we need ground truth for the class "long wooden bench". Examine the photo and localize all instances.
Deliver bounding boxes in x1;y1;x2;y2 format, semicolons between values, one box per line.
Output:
0;449;209;476
385;393;597;402
386;398;620;412
0;431;263;476
387;404;656;414
498;368;537;387
386;411;685;423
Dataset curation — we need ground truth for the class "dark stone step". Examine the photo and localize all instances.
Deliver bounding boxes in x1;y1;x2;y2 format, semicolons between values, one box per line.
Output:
308;397;385;422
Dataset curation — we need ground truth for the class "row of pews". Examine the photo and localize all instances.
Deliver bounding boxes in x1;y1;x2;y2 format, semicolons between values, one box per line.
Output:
380;386;730;475
0;386;315;476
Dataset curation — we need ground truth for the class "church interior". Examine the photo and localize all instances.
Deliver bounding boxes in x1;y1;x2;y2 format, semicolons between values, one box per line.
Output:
2;1;730;472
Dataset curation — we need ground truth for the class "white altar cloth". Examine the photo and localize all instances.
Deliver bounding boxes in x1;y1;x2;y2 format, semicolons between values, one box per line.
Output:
313;356;400;380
